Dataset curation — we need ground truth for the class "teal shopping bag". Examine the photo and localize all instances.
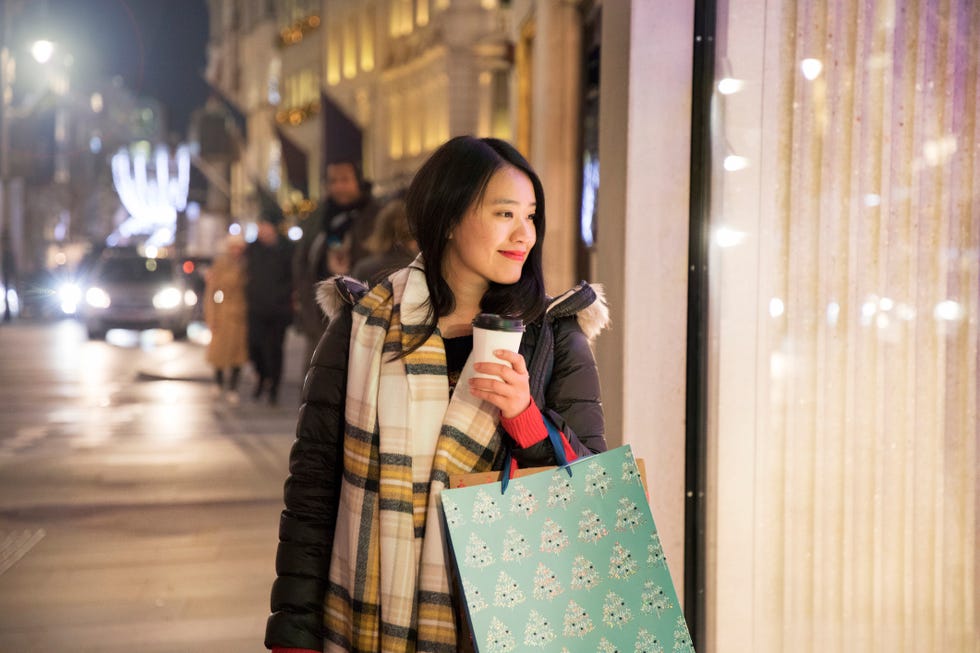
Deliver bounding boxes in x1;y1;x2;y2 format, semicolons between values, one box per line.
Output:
440;445;695;653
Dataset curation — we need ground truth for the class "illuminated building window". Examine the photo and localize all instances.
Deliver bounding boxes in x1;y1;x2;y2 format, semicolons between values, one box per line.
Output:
423;77;448;150
407;89;422;156
360;5;375;72
389;0;413;36
481;0;497;8
478;71;492;137
327;22;342;85
435;0;449;10
437;75;449;144
417;0;429;26
389;94;404;159
343;12;358;79
301;69;319;105
388;0;399;36
401;0;413;34
491;70;510;140
277;69;321;123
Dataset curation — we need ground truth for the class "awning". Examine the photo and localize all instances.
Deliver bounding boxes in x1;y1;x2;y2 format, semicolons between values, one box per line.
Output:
320;90;363;176
276;127;309;197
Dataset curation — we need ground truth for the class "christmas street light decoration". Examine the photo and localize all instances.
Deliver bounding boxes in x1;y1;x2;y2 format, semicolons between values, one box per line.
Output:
110;143;190;248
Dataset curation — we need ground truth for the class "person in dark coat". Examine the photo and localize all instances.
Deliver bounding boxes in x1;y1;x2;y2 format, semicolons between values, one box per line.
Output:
293;159;382;367
245;202;294;405
348;198;418;285
264;136;609;652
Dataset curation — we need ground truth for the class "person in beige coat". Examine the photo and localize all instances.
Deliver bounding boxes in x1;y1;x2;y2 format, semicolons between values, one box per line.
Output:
204;234;249;403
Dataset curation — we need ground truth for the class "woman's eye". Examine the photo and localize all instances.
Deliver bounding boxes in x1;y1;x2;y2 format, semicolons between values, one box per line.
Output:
527;214;537;222
497;211;514;218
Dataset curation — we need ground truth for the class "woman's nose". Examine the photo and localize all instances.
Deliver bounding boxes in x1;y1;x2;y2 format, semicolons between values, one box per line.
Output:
512;217;534;242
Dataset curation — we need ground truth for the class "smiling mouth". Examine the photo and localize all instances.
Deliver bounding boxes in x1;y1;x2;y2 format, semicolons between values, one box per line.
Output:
500;251;526;261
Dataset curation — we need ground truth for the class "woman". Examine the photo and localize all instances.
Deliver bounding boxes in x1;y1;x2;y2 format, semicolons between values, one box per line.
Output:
203;233;248;403
265;136;609;653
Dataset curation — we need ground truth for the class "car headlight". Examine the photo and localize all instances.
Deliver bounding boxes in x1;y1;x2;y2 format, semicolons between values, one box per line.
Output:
153;286;183;310
85;286;111;309
184;289;198;307
58;283;82;315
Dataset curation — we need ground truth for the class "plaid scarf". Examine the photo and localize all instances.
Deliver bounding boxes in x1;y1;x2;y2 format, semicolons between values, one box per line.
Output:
325;261;502;653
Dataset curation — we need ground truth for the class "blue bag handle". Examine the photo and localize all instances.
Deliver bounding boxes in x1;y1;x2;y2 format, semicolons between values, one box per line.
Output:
500;411;573;494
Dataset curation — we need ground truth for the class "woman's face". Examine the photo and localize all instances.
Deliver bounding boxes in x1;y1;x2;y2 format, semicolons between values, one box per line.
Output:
442;165;537;292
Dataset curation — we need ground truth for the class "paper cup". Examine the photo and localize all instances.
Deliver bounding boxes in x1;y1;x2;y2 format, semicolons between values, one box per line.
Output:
471;313;525;380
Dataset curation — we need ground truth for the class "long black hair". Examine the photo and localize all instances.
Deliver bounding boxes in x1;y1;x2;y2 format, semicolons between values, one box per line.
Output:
402;136;547;353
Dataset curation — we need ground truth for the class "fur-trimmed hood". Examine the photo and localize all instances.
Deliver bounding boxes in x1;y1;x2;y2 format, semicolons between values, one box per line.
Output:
316;275;610;340
316;276;369;322
546;281;610;341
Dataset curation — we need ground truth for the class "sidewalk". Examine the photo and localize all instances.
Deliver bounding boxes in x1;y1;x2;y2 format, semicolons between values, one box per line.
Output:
136;323;310;407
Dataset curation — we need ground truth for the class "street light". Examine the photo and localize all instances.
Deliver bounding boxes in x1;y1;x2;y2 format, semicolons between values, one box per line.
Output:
0;14;68;321
30;39;54;64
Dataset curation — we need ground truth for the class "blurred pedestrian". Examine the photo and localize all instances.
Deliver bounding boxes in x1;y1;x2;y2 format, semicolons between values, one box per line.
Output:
349;198;418;285
246;200;294;406
203;233;249;404
294;159;381;367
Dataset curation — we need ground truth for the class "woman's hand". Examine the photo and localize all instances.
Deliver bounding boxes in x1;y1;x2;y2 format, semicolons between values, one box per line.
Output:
468;349;532;419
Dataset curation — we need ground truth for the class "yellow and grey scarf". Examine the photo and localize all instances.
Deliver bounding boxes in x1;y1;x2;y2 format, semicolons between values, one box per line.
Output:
325;260;502;653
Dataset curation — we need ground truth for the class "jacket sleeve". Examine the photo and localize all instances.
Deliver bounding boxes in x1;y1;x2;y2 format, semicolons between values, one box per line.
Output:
512;316;607;467
264;307;352;651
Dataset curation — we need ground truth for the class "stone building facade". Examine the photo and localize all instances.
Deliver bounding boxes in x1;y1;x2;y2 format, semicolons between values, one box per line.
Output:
203;0;592;290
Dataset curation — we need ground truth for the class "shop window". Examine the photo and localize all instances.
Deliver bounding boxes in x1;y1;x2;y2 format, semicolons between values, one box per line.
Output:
705;1;979;651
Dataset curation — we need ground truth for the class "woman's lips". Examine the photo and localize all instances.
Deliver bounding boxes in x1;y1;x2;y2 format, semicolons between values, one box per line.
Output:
499;250;526;261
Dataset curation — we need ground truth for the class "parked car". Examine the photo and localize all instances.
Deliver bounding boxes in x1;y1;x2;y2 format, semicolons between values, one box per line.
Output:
79;251;198;340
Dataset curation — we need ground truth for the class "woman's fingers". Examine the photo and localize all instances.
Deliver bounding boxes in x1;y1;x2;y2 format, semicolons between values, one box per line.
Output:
472;350;527;382
469;350;531;419
491;349;527;373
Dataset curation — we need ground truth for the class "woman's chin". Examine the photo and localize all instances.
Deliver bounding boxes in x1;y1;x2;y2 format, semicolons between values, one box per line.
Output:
489;272;523;286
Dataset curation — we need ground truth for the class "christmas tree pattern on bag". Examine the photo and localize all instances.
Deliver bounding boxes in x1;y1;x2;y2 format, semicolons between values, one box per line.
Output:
523;609;557;647
472;489;502;524
442;445;695;653
578;508;609;544
485;617;515;653
464;533;495;568
601;590;633;628
539;518;569;554
546;474;575;509
507;481;539;518
532;562;565;601
500;526;531;563
561;599;595;638
442;495;464;527
493;571;527;608
648;531;667;568
608;542;639;580
570;554;601;591
464;579;488;613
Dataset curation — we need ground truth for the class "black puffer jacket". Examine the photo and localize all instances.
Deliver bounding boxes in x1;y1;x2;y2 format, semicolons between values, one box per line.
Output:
264;279;609;651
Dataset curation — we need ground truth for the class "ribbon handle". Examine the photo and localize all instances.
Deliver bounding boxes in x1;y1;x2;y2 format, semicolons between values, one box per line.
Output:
500;411;573;494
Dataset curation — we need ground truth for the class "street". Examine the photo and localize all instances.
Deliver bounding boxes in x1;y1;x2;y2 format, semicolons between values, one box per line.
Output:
0;318;308;652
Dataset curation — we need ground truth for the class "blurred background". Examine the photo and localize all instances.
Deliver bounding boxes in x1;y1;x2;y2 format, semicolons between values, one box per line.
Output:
0;0;977;652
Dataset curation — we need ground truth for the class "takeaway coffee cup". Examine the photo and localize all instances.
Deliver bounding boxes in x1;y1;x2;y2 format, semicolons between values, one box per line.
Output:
471;313;525;381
